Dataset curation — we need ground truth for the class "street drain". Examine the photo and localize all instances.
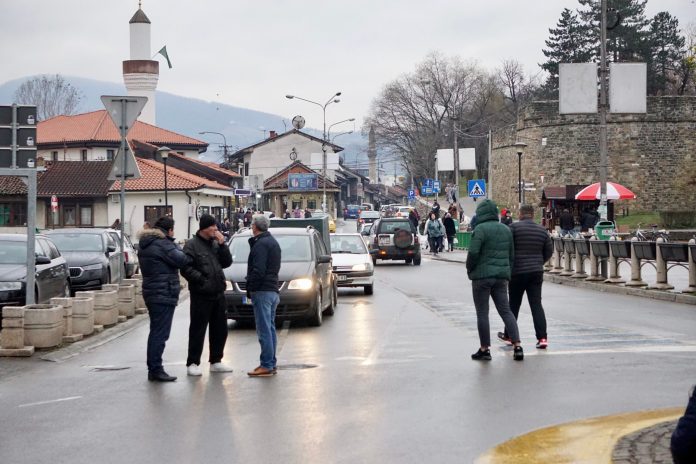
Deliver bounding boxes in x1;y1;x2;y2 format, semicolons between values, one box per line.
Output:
276;363;318;370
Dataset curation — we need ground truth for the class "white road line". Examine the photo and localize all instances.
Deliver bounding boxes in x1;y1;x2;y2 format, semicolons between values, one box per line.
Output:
500;345;696;356
18;396;82;408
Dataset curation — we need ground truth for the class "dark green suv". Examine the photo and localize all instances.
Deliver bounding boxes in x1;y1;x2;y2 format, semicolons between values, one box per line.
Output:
367;218;421;265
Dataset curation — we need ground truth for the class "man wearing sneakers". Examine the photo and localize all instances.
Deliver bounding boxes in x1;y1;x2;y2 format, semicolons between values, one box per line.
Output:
181;214;234;376
498;204;553;349
466;199;524;361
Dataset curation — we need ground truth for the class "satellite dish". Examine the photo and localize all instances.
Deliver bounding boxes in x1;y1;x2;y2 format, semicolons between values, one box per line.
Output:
292;115;305;130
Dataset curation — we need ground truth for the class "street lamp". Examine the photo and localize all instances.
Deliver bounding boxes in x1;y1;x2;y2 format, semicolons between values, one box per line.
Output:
198;131;229;167
157;146;171;213
331;130;353;143
286;92;342;212
513;141;527;207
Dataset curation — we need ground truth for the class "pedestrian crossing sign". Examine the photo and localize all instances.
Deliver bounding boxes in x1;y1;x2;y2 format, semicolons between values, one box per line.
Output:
467;179;486;198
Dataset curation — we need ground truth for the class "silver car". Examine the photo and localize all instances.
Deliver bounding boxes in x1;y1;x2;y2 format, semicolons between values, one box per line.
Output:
330;233;375;295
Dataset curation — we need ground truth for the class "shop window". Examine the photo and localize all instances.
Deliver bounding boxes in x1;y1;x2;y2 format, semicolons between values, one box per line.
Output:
80;205;93;226
63;206;77;225
307;199;317;210
0;203;27;226
144;206;173;226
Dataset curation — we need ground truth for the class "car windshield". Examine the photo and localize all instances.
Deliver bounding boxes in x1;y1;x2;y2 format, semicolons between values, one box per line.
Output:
0;241;27;264
330;235;368;254
347;205;360;210
48;233;103;252
229;235;311;263
380;221;413;234
360;211;380;218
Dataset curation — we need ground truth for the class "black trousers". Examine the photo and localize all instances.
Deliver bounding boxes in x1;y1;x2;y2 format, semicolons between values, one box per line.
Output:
505;271;547;340
187;293;228;366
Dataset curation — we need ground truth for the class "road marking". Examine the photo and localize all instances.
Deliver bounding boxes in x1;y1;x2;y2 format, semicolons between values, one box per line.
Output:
18;396;82;408
512;344;696;356
362;305;407;366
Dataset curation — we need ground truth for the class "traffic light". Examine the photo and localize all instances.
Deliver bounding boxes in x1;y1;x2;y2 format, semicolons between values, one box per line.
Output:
0;104;37;168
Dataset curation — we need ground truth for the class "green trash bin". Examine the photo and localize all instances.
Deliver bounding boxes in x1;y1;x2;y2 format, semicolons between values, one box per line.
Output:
455;231;472;250
594;221;615;240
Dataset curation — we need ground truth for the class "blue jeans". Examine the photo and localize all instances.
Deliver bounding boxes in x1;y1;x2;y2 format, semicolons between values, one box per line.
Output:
146;302;176;373
252;291;280;369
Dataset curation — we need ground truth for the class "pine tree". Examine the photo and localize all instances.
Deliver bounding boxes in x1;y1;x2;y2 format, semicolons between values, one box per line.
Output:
646;11;686;94
540;8;594;93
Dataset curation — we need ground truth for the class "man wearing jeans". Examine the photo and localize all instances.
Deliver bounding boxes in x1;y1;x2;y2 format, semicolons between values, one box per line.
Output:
246;214;282;377
498;204;553;349
466;199;524;361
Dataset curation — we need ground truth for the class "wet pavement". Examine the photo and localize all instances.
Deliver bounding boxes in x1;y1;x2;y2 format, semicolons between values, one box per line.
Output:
0;219;694;463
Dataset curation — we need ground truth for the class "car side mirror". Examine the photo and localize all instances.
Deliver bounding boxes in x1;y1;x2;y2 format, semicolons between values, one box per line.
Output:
107;245;117;253
317;255;332;264
35;256;51;265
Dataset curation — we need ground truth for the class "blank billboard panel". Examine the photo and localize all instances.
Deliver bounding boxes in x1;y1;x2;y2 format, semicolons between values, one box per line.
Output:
609;63;646;113
559;63;598;114
436;148;476;171
310;152;340;172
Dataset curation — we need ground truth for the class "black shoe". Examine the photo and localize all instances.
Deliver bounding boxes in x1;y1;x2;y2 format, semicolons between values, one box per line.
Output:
471;348;492;361
497;332;512;344
513;346;524;361
148;371;177;382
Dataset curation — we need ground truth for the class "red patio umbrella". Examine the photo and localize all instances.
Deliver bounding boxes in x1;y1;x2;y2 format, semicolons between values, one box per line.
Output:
574;182;637;200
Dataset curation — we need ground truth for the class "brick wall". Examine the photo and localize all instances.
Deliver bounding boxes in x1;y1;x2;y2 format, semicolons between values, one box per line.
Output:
490;97;696;213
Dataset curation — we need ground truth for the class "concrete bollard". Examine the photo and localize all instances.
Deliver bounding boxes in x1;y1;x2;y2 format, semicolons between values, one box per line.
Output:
651;238;675;291
605;241;626;285
550;248;563;274
23;304;64;349
50;297;83;343
131;274;147;314
0;306;34;356
560;239;574;277
90;289;119;327
626;238;648;287
685;239;696;294
71;296;95;336
571;239;587;279
586;237;604;282
117;282;136;318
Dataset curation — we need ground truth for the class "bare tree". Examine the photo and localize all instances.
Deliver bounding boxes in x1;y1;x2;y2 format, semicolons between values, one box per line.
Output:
13;74;83;121
497;59;544;118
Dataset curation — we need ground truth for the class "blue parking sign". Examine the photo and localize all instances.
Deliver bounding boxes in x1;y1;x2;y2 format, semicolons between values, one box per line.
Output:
433;180;441;193
408;189;415;199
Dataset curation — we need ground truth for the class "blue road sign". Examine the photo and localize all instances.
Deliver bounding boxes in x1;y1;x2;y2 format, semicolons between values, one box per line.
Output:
425;187;433;195
408;189;415;199
421;186;428;196
433;180;441;193
467;179;486;198
424;178;434;188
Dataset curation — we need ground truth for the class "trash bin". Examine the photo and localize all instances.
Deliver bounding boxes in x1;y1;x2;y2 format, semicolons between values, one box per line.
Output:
594;221;615;240
455;231;472;250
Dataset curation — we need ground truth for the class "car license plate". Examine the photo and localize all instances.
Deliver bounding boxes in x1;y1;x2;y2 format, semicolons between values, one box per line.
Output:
337;275;347;281
379;236;391;246
242;296;253;305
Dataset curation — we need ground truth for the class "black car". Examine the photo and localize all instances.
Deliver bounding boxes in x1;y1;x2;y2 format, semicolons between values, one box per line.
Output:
45;228;123;293
0;234;70;326
367;218;422;265
223;227;337;326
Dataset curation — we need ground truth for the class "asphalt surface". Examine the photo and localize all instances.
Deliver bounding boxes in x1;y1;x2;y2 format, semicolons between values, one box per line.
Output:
1;219;695;463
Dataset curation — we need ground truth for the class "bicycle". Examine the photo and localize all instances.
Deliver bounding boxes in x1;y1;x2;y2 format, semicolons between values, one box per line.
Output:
633;223;669;242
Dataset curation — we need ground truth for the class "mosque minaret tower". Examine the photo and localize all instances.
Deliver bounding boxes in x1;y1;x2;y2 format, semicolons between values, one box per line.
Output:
122;2;158;125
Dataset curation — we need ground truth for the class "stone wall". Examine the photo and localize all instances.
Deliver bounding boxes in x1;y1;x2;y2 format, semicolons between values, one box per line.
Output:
490;96;696;213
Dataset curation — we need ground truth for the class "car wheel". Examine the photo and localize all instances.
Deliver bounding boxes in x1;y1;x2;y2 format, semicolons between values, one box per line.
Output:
308;290;323;327
364;284;374;295
324;284;337;316
63;280;71;297
413;256;421;266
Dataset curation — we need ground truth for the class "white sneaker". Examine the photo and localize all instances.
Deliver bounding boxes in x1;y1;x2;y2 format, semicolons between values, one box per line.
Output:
187;364;202;376
210;362;234;373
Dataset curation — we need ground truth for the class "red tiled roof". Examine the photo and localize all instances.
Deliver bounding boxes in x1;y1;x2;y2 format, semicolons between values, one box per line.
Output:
0;176;30;195
39;161;115;197
110;158;231;192
169;153;242;178
264;161;338;190
38;110;207;148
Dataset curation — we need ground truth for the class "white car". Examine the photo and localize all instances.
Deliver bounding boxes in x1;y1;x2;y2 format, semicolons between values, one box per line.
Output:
329;233;374;295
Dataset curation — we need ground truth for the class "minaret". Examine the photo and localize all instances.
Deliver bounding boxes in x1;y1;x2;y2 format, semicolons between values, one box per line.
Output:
368;126;377;184
122;2;158;125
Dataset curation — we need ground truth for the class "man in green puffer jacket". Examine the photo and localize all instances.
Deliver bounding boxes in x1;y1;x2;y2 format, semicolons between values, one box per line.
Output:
465;199;524;362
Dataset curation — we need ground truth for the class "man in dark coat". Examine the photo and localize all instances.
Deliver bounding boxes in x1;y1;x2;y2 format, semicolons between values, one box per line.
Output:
442;212;457;252
181;214;234;376
672;385;696;463
246;214;282;377
559;208;575;237
466;199;523;362
304;208;312;218
137;216;191;382
498;204;553;349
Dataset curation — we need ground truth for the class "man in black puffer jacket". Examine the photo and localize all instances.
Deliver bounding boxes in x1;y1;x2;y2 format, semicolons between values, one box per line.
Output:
181;214;233;376
498;204;553;349
137;216;191;382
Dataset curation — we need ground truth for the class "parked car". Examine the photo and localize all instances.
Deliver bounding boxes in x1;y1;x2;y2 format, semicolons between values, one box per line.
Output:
223;227;337;326
357;210;381;231
361;203;374;211
330;233;374;295
359;222;373;238
106;229;139;278
394;206;414;218
311;211;336;233
345;204;361;219
0;234;70;327
45;228;122;293
367;218;421;265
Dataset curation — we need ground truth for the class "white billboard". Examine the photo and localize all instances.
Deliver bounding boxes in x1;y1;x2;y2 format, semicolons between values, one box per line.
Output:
609;63;646;113
559;63;598;114
310;152;339;171
436;148;476;171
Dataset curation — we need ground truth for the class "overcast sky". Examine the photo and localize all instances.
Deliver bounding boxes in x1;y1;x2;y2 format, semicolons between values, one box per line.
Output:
2;0;694;129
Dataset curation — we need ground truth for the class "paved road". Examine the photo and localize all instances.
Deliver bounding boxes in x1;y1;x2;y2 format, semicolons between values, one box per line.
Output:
1;219;694;463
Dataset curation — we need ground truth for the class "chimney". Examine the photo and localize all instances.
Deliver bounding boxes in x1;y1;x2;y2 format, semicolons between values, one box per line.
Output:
269;131;277;139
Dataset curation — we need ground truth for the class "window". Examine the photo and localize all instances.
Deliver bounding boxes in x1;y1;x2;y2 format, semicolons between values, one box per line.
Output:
0;203;27;226
144;206;173;226
43;239;61;259
81;149;87;161
307;199;317;210
211;207;223;221
46;202;95;228
37;239;53;259
106;149;115;161
244;162;250;176
63;206;77;225
80;205;93;226
51;151;58;161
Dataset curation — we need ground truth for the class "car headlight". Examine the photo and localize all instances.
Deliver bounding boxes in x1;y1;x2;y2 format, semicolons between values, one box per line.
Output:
226;281;234;291
351;263;367;271
288;278;314;290
82;263;102;271
0;282;22;291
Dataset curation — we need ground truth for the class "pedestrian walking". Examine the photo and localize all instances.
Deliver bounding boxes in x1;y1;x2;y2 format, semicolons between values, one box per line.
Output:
246;214;282;377
580;208;598;233
137;216;192;382
559;208;575;237
293;207;302;218
431;200;441;218
448;203;458;219
466;199;524;361
408;208;419;231
426;211;445;255
243;209;253;227
497;204;553;349
443;212;456;252
671;385;696;464
181;214;234;376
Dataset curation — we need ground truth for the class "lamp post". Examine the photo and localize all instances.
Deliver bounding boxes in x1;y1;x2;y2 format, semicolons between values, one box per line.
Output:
286;92;341;212
198;131;229;167
157;146;171;213
513;141;527;207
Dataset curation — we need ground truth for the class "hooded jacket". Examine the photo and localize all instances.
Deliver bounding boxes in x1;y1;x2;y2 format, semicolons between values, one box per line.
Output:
181;232;233;298
137;228;191;306
466;200;514;281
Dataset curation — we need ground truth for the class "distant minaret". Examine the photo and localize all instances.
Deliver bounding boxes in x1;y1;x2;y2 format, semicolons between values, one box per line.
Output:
123;2;158;125
368;126;377;184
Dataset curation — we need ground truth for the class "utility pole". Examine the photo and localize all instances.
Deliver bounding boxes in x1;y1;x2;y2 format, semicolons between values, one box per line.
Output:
452;116;459;196
598;0;609;220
